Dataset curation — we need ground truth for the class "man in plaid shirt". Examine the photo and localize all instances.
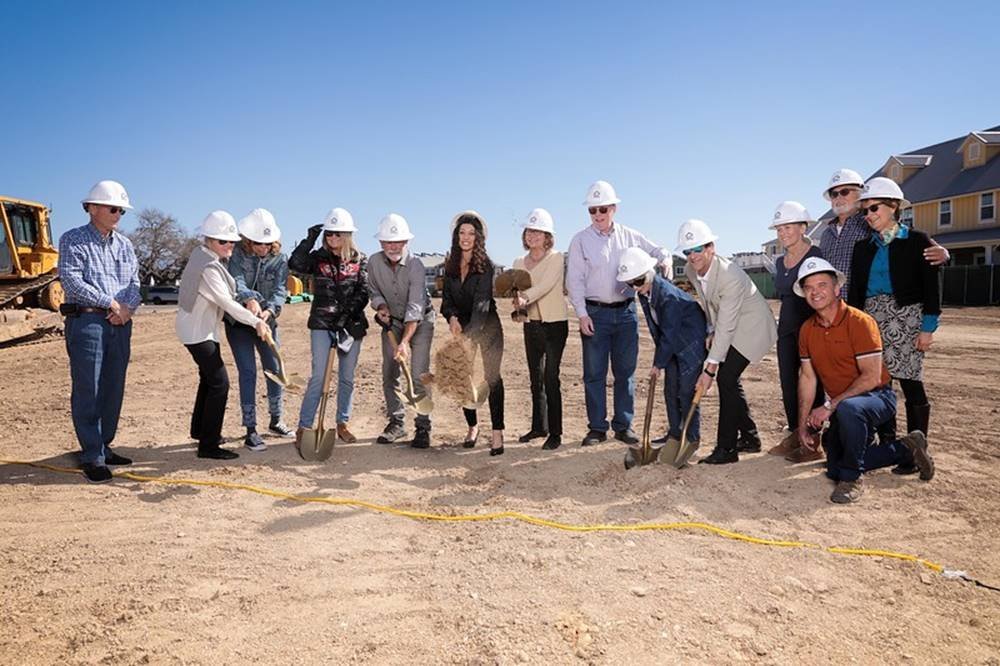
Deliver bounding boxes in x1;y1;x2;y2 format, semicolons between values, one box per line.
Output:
58;180;141;484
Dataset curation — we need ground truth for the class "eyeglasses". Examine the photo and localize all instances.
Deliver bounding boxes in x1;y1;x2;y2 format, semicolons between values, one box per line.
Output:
215;239;234;246
862;202;889;214
107;206;126;215
250;240;270;246
324;230;350;237
627;275;647;288
588;206;609;215
682;244;706;257
828;188;857;200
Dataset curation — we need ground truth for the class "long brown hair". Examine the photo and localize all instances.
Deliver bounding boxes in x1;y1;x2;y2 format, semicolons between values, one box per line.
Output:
445;214;490;277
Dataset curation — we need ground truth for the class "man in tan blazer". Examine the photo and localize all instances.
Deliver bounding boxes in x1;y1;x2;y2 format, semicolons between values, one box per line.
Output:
677;219;777;464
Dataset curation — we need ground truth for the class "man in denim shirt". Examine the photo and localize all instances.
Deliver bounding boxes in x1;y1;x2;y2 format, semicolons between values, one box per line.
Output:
58;180;141;483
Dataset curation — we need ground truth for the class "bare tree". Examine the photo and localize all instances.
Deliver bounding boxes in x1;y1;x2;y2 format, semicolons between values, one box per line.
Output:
127;208;199;284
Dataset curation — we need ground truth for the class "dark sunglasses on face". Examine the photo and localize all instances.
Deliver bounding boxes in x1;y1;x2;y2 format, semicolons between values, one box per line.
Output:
250;240;270;246
324;230;349;237
682;244;706;257
107;206;126;215
215;239;234;246
828;188;857;199
862;202;889;214
588;206;609;215
627;275;647;288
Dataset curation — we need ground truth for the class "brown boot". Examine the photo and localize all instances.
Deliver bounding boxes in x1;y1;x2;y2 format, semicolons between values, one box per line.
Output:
295;427;305;453
337;422;357;443
785;444;824;463
768;431;800;457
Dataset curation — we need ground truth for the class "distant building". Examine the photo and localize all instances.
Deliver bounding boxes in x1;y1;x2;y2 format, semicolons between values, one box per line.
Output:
414;252;446;296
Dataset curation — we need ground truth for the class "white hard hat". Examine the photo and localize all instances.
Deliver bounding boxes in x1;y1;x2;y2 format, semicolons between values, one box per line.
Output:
582;180;621;207
858;177;911;209
616;247;658;283
450;210;488;240
674;219;719;255
199;210;241;242
375;213;414;241
793;257;847;298
522;208;555;234
81;180;133;210
769;201;814;230
238;208;280;243
823;169;865;200
322;207;357;233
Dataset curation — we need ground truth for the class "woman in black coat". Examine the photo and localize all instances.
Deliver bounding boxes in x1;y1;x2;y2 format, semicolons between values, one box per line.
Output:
440;211;505;455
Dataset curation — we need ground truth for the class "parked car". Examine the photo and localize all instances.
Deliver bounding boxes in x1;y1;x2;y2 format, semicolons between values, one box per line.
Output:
145;285;179;305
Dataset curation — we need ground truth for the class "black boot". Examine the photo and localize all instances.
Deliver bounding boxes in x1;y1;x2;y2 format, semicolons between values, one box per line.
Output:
893;402;930;475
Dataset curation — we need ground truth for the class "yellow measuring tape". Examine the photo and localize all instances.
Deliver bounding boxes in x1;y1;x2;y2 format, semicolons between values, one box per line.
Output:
0;459;950;575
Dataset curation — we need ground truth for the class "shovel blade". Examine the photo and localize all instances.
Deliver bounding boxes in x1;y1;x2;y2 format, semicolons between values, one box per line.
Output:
296;428;336;462
672;438;700;469
658;437;681;466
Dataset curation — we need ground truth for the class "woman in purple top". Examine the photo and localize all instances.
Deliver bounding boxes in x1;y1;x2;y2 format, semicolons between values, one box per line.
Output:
769;202;825;462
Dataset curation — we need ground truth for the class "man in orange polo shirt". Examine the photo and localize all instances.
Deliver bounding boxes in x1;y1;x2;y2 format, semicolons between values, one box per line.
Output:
795;258;934;504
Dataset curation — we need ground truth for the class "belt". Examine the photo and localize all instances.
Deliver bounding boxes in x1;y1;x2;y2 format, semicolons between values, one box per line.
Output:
79;307;111;315
585;299;630;309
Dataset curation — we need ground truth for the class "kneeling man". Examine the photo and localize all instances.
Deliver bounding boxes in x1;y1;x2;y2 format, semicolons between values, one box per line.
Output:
796;258;934;504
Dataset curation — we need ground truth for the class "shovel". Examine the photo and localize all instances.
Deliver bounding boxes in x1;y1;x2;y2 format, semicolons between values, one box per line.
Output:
628;374;661;468
385;328;435;416
261;327;306;393
670;384;706;469
297;343;337;461
461;340;491;410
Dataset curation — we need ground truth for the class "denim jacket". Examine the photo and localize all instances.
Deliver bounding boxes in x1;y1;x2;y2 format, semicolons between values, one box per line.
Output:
227;244;289;319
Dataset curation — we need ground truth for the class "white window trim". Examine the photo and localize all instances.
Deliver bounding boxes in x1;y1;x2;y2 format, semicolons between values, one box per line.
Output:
980;192;996;225
939;200;952;228
901;208;914;225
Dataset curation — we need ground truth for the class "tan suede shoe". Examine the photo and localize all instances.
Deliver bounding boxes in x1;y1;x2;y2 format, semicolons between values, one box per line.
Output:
337;422;357;443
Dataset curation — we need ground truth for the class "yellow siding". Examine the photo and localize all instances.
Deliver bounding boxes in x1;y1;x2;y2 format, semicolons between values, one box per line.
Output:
913;191;1000;234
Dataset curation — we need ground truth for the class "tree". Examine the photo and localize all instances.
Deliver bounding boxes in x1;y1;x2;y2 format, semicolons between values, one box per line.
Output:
127;208;199;284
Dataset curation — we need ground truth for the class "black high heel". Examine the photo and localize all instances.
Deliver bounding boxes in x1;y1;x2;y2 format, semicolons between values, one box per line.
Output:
462;428;479;449
490;445;505;456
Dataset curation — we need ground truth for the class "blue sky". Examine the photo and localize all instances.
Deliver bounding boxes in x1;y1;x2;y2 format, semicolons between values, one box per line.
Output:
3;1;998;265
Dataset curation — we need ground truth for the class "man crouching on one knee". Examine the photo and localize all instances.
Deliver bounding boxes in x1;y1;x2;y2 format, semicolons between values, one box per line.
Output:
795;258;934;504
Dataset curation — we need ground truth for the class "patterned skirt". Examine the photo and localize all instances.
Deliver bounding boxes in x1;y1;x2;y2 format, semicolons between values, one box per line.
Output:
864;294;924;381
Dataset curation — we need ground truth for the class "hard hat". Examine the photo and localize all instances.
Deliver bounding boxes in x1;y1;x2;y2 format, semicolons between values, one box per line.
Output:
375;213;414;241
858;177;910;208
616;247;658;283
81;180;133;210
823;169;865;200
582;180;621;207
238;208;281;243
674;219;719;255
199;211;241;242
793;257;846;298
322;207;357;233
450;210;488;240
522;208;555;234
769;201;814;230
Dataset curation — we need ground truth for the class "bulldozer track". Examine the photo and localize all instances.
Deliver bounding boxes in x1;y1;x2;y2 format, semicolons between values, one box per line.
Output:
0;274;58;308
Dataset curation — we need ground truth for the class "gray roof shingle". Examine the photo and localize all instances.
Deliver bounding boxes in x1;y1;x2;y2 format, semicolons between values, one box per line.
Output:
893;124;1000;203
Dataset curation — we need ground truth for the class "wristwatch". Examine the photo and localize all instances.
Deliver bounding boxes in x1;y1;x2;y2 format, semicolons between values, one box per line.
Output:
823;399;833;411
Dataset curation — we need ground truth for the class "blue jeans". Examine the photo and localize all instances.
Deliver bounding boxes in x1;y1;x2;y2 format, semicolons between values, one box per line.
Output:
298;329;362;428
824;386;912;482
225;320;283;428
65;314;132;465
663;354;702;442
581;302;638;433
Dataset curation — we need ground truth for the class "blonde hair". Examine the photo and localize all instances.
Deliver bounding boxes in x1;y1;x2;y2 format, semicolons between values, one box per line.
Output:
326;232;358;262
521;229;554;251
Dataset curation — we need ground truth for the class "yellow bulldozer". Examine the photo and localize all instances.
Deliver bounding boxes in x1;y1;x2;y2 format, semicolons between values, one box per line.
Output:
0;196;64;344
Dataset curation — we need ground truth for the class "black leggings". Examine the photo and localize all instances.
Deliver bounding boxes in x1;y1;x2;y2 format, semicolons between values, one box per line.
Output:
897;378;928;406
186;341;230;449
463;323;505;431
523;320;568;436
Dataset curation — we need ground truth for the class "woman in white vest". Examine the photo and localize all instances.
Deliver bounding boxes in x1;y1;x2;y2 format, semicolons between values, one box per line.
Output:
176;211;269;460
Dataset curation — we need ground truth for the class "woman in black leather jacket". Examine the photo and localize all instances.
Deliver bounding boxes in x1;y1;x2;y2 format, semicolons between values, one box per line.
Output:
289;207;369;444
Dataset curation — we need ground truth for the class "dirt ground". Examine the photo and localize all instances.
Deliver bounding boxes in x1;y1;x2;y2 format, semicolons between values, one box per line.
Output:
1;300;998;665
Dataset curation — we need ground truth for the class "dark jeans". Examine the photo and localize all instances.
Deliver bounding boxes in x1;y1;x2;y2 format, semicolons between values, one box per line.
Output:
823;386;911;482
716;346;758;452
463;323;505;431
523;320;568;436
185;340;230;450
225;320;282;428
65;314;132;465
777;332;824;429
581;301;638;433
663;354;702;442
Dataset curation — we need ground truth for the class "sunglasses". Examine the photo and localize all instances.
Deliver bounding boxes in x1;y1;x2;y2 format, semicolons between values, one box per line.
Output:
828;188;857;199
215;239;234;246
627;275;647;288
250;240;271;246
588;206;610;215
682;244;706;257
862;202;890;214
107;206;126;215
324;230;350;237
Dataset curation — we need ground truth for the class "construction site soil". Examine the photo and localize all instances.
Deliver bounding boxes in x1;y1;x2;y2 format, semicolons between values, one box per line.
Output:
2;302;998;665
